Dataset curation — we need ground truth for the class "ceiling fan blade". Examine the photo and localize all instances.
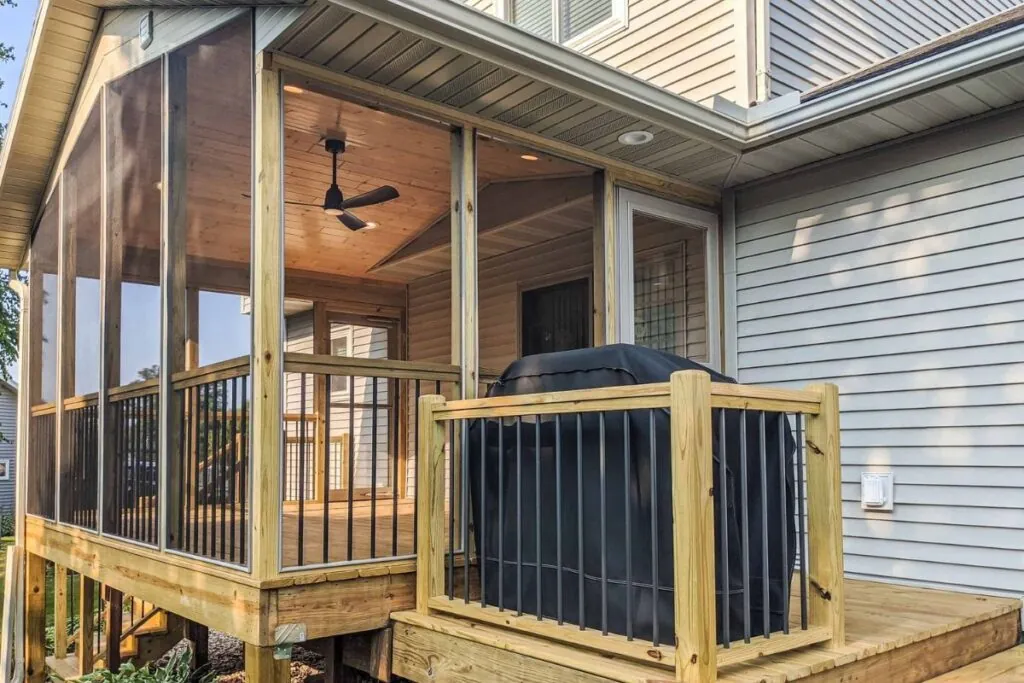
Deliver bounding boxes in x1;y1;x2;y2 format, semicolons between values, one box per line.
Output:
340;185;399;210
338;212;368;231
284;199;324;208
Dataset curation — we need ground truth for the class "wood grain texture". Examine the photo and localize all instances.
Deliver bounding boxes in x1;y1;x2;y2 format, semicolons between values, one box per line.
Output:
415;394;447;613
78;574;95;675
24;552;46;683
669;370;716;682
929;645;1024;682
245;643;290;683
54;564;68;659
803;383;844;648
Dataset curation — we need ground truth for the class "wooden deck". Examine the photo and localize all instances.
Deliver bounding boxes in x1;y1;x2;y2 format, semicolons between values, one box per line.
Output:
391;579;1023;683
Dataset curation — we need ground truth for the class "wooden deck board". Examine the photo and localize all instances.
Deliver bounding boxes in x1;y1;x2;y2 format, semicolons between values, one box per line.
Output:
928;646;1024;681
392;579;1023;683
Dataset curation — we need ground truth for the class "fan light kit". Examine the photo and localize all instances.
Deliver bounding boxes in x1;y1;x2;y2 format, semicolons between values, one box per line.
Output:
280;138;401;231
520;153;539;161
283;84;305;95
618;130;654;146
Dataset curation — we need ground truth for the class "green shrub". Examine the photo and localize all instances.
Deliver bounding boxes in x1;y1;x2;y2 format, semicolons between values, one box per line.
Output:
0;511;14;538
73;648;213;683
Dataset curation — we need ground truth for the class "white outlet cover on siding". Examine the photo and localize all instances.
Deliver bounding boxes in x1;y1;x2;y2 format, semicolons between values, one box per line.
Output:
861;472;894;512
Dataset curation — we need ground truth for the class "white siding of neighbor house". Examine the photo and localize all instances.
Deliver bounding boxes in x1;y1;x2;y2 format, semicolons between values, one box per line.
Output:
768;0;1023;96
0;387;15;513
731;106;1024;599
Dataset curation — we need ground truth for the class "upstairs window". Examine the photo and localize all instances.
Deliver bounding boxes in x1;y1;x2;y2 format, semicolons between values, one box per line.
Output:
507;0;626;48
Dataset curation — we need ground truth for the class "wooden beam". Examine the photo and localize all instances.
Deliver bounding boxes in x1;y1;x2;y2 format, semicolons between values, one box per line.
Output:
245;643;290;683
312;302;328;504
669;370;716;683
55;174;74;522
373;175;592;272
341;627;393;681
804;382;845;648
24;553;46;683
450;127;478;399
415;394;447;613
591;171;613;346
104;586;123;673
252;52;284;581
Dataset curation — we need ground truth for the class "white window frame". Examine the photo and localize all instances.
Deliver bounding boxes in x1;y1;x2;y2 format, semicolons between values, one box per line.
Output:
330;330;353;393
498;0;628;51
0;458;10;481
614;188;722;371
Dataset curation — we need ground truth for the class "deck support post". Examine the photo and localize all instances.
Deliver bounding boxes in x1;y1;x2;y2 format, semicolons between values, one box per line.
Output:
244;643;290;683
104;586;123;673
24;552;46;683
669;370;716;683
78;575;96;675
186;620;209;679
252;51;284;581
449;125;478;400
804;383;845;647
54;564;68;659
592;170;616;346
415;395;447;613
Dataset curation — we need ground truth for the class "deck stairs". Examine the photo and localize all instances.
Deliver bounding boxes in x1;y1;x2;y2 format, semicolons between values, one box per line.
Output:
929;645;1024;681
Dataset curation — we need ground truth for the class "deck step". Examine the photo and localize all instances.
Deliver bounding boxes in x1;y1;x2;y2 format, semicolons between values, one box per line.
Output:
929;645;1024;681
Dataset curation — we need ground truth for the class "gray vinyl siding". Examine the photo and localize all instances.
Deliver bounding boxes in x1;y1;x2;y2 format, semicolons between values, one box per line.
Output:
732;106;1024;598
0;388;15;514
769;0;1023;96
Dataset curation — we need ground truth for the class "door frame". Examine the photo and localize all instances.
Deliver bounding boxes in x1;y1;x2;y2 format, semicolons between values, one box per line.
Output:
614;188;721;370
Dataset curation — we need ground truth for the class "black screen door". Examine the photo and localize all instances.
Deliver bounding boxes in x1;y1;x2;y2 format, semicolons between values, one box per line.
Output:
520;278;590;356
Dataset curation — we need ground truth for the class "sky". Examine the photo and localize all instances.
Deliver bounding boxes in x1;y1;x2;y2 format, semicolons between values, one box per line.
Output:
0;0;39;129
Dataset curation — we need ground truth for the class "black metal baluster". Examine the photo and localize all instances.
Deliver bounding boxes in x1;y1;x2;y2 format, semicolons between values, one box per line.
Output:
650;409;659;647
230;378;238;564
740;409;751;643
414;380;420;555
719;408;730;647
298;373;307;567
759;411;770;639
202;383;210;558
448;419;455;600
576;413;584;631
498;416;504;611
516;416;522;616
599;412;607;636
394;379;401;558
534;415;542;620
179;392;187;548
779;413;789;635
240;375;249;564
555;414;562;625
347;374;355;561
193;385;202;555
624;412;632;640
323;375;332;565
463;416;470;603
480;414;487;609
371;376;379;559
215;382;224;560
796;413;808;631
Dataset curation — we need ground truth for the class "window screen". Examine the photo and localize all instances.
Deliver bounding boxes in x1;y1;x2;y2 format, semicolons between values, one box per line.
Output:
562;0;613;41
512;0;554;40
634;244;690;358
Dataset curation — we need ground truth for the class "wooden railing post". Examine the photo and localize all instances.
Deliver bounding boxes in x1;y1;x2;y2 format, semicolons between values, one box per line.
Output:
415;395;447;614
669;370;716;683
804;383;844;648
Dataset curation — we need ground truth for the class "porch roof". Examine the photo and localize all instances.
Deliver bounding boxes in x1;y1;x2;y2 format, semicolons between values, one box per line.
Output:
5;0;1024;269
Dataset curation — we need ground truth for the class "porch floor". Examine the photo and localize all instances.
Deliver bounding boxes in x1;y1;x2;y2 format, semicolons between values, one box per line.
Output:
391;579;1022;683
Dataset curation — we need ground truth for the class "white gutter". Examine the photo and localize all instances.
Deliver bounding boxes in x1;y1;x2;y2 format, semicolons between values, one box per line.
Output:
744;21;1024;145
327;0;749;152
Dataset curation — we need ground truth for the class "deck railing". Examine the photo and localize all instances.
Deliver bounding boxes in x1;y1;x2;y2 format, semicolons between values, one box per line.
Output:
167;357;251;567
60;395;99;530
280;353;460;570
28;403;57;520
414;370;843;683
105;381;160;546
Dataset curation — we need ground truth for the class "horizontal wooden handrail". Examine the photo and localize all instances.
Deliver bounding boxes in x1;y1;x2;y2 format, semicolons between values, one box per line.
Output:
283;352;461;383
63;393;99;410
30;403;56;417
171;356;250;390
433;381;822;420
108;379;160;402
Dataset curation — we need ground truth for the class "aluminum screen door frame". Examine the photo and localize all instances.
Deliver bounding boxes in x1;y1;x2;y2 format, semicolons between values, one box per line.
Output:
613;188;721;370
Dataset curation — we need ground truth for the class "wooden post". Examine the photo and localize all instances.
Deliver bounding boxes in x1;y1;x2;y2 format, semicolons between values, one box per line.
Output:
105;586;123;673
162;49;190;549
23;553;46;683
245;643;290;683
669;370;716;683
450;126;478;400
804;383;845;648
78;575;95;675
251;51;284;580
415;395;447;613
592;170;615;347
54;565;68;659
55;174;75;522
186;620;209;680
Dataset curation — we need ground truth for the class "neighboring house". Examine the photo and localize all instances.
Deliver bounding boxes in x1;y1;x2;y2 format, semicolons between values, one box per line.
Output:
0;380;15;514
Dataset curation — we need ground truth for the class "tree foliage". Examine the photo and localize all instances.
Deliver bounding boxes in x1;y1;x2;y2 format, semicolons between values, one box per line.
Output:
0;0;21;382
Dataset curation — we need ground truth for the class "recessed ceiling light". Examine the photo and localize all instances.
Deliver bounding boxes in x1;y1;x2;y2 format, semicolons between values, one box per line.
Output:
283;84;305;95
364;222;379;230
617;130;654;146
520;153;539;161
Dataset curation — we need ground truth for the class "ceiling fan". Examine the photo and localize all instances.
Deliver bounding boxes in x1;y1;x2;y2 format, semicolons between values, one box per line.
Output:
283;138;400;231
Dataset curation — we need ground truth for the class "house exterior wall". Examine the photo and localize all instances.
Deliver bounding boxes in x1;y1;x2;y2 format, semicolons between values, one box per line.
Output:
768;0;1023;96
0;387;16;513
464;0;738;104
730;106;1024;598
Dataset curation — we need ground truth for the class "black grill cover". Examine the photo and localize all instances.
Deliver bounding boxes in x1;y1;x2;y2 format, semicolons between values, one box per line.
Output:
466;344;796;644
